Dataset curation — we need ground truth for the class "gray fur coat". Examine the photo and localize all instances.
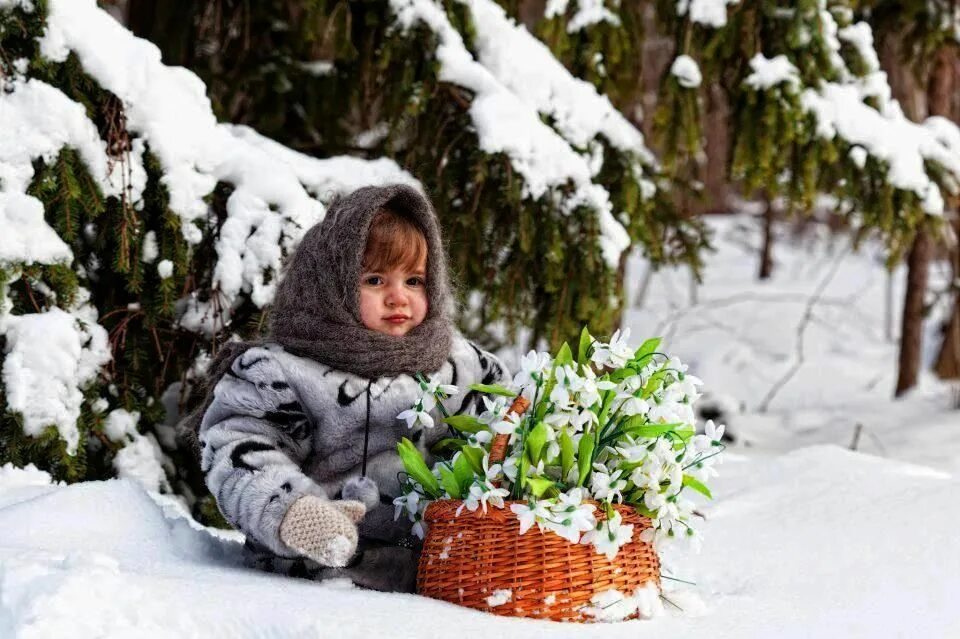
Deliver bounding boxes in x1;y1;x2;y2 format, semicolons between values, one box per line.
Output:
199;334;507;592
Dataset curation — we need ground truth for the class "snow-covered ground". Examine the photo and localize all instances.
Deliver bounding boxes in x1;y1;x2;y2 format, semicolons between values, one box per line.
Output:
2;214;958;637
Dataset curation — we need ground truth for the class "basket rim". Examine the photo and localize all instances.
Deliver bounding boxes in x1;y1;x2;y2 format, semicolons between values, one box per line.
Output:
422;498;652;525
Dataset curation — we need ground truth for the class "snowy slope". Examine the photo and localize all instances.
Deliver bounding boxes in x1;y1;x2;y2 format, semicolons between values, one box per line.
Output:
2;445;957;638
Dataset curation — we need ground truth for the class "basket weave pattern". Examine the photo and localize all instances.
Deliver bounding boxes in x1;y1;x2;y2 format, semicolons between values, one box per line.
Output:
416;499;661;622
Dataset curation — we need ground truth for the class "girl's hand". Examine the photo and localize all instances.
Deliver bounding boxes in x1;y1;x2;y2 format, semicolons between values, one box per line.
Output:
279;495;366;567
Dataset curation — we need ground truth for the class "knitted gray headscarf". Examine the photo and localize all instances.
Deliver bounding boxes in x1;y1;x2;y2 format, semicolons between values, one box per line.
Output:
179;184;454;450
270;183;454;374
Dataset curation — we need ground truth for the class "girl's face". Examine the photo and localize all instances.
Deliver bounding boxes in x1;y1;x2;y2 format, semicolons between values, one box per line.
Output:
359;253;428;337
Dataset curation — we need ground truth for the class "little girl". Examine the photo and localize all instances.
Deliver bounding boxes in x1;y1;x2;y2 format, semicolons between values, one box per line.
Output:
194;184;508;592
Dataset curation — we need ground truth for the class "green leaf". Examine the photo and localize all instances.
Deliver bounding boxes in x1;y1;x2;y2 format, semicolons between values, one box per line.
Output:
453;452;475;491
459;445;485;475
442;414;487;434
526;477;554;498
397;438;440;497
641;369;669;399
430;437;466;455
610;367;638;383
682;474;713;499
634;502;657;518
577;432;596;486
555;341;574;367
517;454;530;492
526;420;550;463
622;420;685;439
635;337;661;362
559;429;575;478
468;383;515;398
577;326;593;365
438;464;462;498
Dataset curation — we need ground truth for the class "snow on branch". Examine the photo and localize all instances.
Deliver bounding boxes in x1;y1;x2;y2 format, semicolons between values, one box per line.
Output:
28;0;415;334
388;0;633;268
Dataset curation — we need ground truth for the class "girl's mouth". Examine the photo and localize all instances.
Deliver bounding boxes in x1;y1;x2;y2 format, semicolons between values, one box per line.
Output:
385;315;409;324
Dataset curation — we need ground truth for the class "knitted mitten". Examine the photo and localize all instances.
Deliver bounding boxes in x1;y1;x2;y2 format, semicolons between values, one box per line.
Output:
279;496;366;567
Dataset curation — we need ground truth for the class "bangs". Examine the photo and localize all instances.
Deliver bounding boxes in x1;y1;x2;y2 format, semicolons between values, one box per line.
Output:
362;207;428;273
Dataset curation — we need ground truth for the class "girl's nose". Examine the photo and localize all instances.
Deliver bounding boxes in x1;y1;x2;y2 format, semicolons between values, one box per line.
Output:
385;284;409;307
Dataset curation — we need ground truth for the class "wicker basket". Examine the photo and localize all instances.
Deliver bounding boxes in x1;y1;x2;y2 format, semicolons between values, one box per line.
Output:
416;499;661;622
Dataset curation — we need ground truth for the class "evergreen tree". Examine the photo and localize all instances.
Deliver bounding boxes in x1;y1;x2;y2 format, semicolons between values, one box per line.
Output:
127;0;708;350
0;0;406;515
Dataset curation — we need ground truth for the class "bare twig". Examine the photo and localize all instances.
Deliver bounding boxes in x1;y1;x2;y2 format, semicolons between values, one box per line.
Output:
757;244;851;413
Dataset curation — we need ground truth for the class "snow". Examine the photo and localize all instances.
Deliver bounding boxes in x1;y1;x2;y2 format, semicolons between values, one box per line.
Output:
677;0;739;28
485;589;512;607
141;230;158;263
26;0;413;336
102;408;140;442
800;82;957;214
744;54;800;90
544;0;622;32
2;215;959;635
1;307;110;455
0;192;72;266
670;55;702;89
389;0;638;268
156;259;174;280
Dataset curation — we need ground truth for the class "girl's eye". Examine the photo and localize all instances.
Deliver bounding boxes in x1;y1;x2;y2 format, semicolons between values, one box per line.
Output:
407;277;425;287
364;275;383;286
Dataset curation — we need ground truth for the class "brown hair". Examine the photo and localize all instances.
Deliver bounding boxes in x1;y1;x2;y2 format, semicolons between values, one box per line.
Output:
362;206;428;273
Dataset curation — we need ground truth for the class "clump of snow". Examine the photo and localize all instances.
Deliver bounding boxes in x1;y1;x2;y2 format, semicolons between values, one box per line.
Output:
744;54;800;90
545;0;621;32
0;463;53;490
579;582;664;622
485;589;512;607
156;259;173;279
671;55;702;89
1;307;110;454
677;0;739;28
0;192;72;266
838;22;881;74
102;408;140;442
112;433;170;494
141;230;158;263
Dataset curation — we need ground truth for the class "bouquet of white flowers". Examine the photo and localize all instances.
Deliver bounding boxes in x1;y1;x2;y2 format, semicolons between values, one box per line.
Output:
396;327;725;621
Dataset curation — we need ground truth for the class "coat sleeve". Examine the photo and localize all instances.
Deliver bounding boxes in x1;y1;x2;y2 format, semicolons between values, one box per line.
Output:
198;346;325;557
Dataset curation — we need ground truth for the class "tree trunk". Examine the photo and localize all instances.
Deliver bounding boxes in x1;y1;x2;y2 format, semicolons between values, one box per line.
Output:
934;216;960;379
759;196;774;280
896;228;932;396
895;46;955;396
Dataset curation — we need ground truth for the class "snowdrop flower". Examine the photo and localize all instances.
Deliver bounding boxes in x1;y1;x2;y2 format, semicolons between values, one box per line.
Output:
510;500;553;534
591;468;628;503
467;430;493;447
565;365;606;408
421;377;459;399
568;407;599;432
478;396;508;426
581;511;634;560
502;453;520;481
480;453;502;483
393;490;420;521
590;328;635;369
457;481;510;515
693;419;725;448
396;405;435;430
411;516;427;539
616;391;650;417
513;350;552;389
491;410;523;436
